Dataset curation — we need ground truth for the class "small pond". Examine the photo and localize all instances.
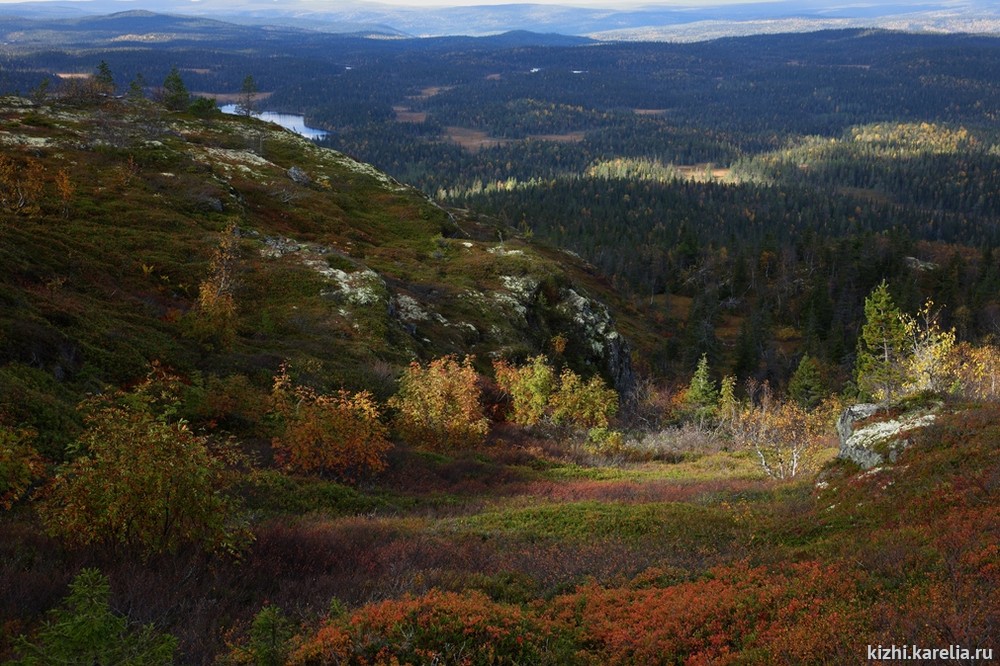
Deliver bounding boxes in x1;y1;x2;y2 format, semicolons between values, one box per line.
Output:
219;104;328;139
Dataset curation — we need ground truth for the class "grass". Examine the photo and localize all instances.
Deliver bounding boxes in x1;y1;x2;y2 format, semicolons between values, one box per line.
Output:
544;450;765;483
447;499;739;545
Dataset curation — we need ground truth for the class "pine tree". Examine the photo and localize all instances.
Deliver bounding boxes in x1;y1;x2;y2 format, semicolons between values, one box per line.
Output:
161;66;189;111
10;569;176;664
855;280;908;403
93;60;115;94
238;74;258;117
127;73;147;101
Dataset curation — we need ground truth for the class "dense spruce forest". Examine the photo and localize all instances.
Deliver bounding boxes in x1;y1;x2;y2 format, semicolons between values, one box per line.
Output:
8;21;1000;384
0;13;998;664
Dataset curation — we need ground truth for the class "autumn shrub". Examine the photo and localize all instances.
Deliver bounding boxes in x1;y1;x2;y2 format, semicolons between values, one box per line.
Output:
550;368;619;429
35;366;248;556
0;154;45;216
190;223;241;347
947;342;1000;403
389;355;489;450
286;589;580;666
547;561;868;665
0;425;44;510
583;426;628;457
493;354;556;425
270;364;391;481
494;356;621;452
728;381;839;479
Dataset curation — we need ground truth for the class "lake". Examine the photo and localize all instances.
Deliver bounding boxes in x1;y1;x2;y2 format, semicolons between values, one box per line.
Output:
219;104;328;139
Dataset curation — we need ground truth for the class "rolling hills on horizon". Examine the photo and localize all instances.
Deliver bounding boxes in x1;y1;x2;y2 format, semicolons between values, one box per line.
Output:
1;0;999;39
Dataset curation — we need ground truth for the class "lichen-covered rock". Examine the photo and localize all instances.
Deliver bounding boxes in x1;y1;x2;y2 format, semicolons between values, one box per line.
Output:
837;405;936;469
556;288;635;400
836;403;880;447
393;294;430;322
287;165;311;185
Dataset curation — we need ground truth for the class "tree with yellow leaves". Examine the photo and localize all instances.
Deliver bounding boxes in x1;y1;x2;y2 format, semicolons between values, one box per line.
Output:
729;381;839;479
193;224;240;347
36;365;247;556
901;300;955;395
390;355;488;450
270;364;390;480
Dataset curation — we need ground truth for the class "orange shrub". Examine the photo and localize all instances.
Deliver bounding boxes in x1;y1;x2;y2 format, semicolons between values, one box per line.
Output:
389;355;489;450
270;364;390;480
548;562;868;665
287;589;579;666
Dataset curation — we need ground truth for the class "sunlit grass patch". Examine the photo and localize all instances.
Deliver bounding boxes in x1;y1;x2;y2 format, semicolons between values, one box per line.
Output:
447;500;739;546
545;450;767;483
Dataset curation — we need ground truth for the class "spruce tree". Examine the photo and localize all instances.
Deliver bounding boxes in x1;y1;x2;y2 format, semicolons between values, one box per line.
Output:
93;60;114;94
855;280;908;403
788;354;824;408
684;353;719;424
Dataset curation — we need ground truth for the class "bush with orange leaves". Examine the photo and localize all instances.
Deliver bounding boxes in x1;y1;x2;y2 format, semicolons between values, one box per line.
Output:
284;589;580;666
280;563;869;665
270;364;390;481
389;355;489;450
547;561;868;665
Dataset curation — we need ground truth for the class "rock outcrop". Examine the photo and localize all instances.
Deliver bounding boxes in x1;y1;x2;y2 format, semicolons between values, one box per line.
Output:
837;403;937;469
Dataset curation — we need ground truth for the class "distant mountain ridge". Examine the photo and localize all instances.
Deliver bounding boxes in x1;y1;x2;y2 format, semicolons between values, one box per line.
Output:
1;0;999;39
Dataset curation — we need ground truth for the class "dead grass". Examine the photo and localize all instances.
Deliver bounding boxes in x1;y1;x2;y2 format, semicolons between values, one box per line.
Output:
393;106;427;123
444;127;513;151
443;127;586;152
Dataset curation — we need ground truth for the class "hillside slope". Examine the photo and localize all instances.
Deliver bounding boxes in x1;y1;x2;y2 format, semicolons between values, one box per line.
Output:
0;95;641;452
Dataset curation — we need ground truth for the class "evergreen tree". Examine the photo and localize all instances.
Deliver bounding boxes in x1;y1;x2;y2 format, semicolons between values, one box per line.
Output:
238;74;258;117
11;569;176;665
684;353;719;424
127;73;147;101
93;60;114;94
682;288;721;370
855;280;908;403
788;354;824;408
161;66;189;111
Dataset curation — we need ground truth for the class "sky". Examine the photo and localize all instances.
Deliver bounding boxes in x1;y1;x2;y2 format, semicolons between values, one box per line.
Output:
357;0;762;5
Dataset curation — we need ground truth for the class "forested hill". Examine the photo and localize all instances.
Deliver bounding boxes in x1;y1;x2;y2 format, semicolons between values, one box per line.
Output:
0;93;646;456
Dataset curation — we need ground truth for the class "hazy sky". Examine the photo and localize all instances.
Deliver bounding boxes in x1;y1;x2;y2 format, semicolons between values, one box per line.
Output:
359;0;761;5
